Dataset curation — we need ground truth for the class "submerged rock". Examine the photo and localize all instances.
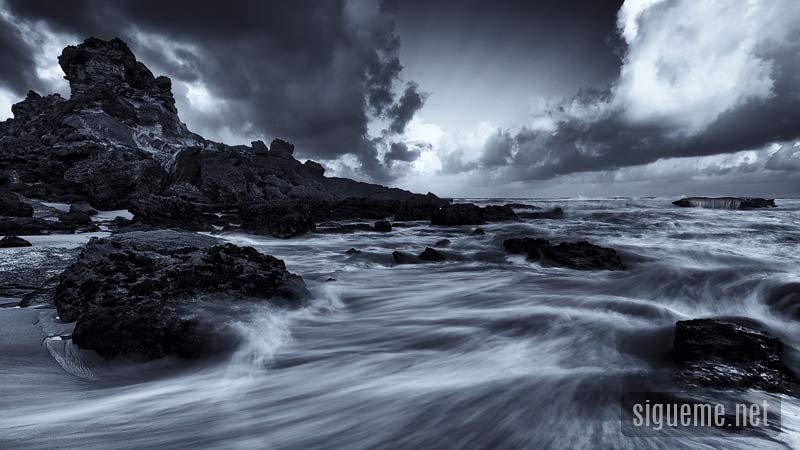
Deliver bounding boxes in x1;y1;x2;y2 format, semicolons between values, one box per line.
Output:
672;318;799;394
418;247;446;262
672;197;776;209
472;228;486;236
373;220;392;232
502;237;624;270
345;248;361;255
0;236;32;248
54;230;308;359
392;251;422;265
434;239;451;247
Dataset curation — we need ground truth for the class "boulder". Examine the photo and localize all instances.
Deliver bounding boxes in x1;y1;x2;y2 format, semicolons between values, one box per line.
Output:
673;318;799;394
270;139;295;158
503;237;624;270
472;228;486;236
373;220;392;232
302;160;325;177
392;251;422;265
54;230;308;359
0;190;33;217
0;236;32;248
345;248;361;255
418;247;446;262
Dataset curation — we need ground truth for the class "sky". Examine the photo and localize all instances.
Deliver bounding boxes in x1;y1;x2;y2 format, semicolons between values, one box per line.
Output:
0;0;799;197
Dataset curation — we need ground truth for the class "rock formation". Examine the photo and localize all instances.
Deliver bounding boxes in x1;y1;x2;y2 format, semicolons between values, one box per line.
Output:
672;197;776;209
503;237;625;270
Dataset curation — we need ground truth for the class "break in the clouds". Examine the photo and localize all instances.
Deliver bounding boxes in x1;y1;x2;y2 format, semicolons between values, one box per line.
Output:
0;0;798;194
440;0;800;191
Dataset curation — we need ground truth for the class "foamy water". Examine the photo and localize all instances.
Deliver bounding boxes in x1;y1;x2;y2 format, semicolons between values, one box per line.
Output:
1;198;799;449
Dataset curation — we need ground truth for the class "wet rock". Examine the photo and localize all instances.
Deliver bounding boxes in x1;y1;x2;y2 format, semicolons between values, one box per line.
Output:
394;193;450;221
70;203;98;216
0;190;34;217
472;228;486;236
503;203;541;210
430;203;518;226
518;207;565;220
418;247;446;262
0;236;32;248
673;318;799;394
240;201;316;238
54;230;308;360
345;248;361;255
0;217;81;235
373;220;392;232
434;239;451;247
392;251;422;265
503;237;624;270
672;197;776;209
129;194;214;231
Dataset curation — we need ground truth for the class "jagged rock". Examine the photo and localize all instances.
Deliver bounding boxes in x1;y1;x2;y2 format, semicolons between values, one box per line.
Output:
434;239;451;247
518;207;565;220
345;248;361;255
240;201;316;238
270;139;295;158
251;140;270;155
392;251;422;265
302;160;325;177
430;203;518;226
394;193;450;221
672;197;776;209
373;220;392;232
673;318;799;394
0;190;33;217
418;247;446;262
54;230;308;359
472;228;485;236
503;237;624;270
129;194;214;231
0;236;32;248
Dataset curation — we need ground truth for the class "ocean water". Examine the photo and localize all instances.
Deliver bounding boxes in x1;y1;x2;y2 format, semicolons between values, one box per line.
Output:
1;198;799;449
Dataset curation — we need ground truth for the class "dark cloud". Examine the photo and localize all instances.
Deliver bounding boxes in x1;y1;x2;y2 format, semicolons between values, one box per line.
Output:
384;141;420;163
0;15;46;93
386;82;425;134
0;0;424;181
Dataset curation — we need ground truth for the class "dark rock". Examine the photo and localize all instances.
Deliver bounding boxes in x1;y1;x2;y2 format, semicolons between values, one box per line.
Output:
518;207;565;220
0;216;82;235
373;220;392;232
316;223;372;234
394;193;450;221
472;228;486;236
129;194;214;231
503;203;541;210
673;318;799;394
302;160;325;177
434;239;451;247
54;230;308;359
0;190;34;217
418;247;446;262
0;236;32;247
672;197;776;209
392;251;422;265
481;205;517;222
503;237;551;255
503;237;624;270
70;203;98;216
345;248;361;255
251;140;269;155
431;203;484;225
240;201;316;238
270;139;295;158
58;208;93;226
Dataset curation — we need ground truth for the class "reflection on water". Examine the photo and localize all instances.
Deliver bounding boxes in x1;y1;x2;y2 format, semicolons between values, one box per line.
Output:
1;198;799;449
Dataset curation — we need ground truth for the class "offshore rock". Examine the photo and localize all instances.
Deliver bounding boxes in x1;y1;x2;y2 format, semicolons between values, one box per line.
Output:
0;236;32;248
503;237;624;270
672;197;776;209
430;203;518;226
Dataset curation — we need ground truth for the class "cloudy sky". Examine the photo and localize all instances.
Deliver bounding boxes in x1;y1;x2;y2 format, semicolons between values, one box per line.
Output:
1;0;799;197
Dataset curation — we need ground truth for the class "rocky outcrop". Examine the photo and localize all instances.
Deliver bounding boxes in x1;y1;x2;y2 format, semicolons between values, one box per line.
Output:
430;203;518;226
392;251;422;265
672;197;776;209
672;318;799;394
503;237;625;270
54;230;308;359
373;220;392;232
0;190;33;217
394;193;451;221
1;37;444;230
418;247;446;262
0;236;32;247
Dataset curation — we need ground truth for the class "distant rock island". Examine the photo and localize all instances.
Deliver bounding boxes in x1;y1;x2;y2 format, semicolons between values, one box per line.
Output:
0;37;447;237
672;197;776;210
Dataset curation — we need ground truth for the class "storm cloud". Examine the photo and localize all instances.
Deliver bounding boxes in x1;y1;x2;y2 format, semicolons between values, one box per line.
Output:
0;0;425;180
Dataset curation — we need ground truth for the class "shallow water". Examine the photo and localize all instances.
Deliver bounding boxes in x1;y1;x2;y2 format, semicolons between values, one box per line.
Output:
1;198;799;449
